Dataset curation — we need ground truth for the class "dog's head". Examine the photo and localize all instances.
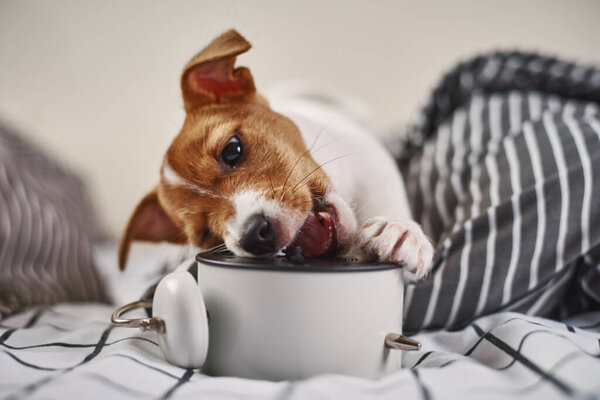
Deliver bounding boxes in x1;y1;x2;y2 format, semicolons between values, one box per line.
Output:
119;30;357;270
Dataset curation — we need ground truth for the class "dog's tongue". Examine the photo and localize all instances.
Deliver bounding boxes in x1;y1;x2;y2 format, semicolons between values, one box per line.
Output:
289;211;335;257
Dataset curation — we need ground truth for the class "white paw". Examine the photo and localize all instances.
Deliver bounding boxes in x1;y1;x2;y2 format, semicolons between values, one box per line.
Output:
355;217;434;281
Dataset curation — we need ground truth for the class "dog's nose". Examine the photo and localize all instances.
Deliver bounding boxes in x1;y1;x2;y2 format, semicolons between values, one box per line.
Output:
240;214;277;255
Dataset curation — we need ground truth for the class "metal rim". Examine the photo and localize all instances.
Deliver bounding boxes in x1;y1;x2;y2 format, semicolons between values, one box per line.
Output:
196;252;404;273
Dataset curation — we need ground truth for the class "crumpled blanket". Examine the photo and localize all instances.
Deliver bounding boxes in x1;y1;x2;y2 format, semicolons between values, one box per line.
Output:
1;303;598;399
387;51;600;332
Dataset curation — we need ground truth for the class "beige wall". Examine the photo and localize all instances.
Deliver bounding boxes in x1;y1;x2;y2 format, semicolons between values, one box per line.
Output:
1;0;599;237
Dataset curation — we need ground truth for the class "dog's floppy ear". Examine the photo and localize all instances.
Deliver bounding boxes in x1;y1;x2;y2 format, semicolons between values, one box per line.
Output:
181;29;256;112
118;189;186;270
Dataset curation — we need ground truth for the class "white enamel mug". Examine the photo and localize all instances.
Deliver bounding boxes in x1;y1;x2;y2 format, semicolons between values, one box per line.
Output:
112;253;420;381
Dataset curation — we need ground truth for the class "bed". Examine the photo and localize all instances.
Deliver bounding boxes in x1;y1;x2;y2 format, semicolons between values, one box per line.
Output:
1;243;599;400
1;51;600;399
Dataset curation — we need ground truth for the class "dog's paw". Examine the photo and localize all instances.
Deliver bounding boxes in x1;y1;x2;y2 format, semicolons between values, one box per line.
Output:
355;217;434;280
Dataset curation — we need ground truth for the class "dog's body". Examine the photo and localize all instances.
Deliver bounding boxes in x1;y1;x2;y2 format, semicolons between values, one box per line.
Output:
119;30;433;280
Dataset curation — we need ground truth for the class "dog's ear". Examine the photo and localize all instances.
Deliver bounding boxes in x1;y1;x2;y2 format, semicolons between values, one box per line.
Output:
181;29;256;112
118;189;186;270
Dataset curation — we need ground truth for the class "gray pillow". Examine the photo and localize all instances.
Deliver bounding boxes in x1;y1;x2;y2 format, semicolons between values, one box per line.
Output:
0;123;107;318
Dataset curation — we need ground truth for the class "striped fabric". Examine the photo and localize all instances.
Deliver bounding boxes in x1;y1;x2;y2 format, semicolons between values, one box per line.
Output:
0;124;107;318
388;52;600;332
1;303;599;399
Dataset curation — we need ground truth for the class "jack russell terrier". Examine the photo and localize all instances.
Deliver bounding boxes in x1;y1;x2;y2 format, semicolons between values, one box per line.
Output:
118;30;434;280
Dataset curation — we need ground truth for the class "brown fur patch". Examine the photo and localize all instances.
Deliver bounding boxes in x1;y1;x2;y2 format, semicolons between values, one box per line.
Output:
119;30;330;270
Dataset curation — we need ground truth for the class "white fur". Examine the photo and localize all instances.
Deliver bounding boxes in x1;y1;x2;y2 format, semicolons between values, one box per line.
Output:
220;92;434;279
355;217;434;280
270;94;434;280
226;189;303;256
322;191;357;250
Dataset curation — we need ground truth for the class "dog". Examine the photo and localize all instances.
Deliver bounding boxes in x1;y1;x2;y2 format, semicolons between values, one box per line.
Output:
118;30;434;280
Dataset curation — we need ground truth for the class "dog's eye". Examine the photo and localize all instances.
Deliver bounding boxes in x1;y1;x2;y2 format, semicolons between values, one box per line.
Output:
219;135;244;170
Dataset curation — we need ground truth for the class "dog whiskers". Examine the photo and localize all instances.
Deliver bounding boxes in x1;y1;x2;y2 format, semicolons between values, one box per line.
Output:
279;125;327;202
280;149;313;202
206;243;229;254
289;153;355;196
290;183;327;207
257;171;277;198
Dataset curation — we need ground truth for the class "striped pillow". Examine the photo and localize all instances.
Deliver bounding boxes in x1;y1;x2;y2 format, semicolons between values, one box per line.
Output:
388;52;600;332
0;124;107;318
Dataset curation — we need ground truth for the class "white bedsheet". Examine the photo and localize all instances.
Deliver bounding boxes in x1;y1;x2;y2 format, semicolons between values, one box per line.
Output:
0;244;599;399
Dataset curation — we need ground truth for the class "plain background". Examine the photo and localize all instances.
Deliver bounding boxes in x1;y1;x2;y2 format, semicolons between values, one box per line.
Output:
1;0;599;237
